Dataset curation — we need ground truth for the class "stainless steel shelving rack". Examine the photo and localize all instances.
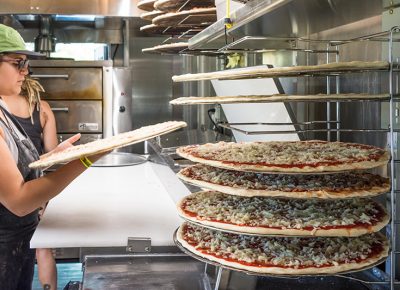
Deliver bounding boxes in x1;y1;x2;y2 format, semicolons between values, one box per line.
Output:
170;25;400;290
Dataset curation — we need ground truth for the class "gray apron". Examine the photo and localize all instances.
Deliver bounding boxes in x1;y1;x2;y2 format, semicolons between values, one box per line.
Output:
0;104;42;290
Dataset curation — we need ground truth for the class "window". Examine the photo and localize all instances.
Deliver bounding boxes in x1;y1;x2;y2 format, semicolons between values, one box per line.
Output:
26;42;107;60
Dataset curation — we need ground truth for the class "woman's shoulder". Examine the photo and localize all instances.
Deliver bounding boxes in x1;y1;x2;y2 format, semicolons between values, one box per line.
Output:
39;100;55;127
39;100;51;111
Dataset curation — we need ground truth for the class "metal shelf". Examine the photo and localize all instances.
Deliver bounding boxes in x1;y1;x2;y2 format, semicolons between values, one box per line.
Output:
172;61;390;82
188;0;386;50
188;0;400;55
217;121;391;135
216;36;339;53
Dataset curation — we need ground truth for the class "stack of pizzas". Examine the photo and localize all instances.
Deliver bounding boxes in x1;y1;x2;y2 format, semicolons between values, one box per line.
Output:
138;0;165;27
174;140;391;275
139;0;216;48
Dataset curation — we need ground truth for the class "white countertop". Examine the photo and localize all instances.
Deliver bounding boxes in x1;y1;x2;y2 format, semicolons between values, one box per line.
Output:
30;161;191;248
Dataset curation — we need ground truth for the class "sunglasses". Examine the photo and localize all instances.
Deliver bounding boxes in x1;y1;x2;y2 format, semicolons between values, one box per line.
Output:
0;57;30;71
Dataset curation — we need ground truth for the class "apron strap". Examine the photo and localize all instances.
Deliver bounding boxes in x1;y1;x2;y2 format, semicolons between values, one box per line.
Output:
0;103;29;139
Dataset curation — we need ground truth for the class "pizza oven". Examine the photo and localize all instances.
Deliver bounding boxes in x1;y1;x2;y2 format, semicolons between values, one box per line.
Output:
29;60;132;146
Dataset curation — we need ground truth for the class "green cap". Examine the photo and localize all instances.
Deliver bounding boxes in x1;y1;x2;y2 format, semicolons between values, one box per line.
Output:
0;24;44;58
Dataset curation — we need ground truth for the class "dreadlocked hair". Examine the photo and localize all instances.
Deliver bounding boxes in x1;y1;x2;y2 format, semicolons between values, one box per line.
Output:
20;76;45;124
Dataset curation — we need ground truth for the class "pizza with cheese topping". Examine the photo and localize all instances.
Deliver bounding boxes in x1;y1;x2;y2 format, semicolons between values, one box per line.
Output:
176;222;389;274
177;164;390;199
177;191;389;237
176;141;389;173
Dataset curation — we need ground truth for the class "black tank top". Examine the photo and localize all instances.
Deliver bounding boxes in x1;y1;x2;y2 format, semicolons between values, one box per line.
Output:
13;108;44;155
0;105;42;243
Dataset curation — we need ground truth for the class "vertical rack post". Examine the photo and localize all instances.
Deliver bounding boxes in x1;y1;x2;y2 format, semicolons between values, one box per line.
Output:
335;45;341;141
388;26;398;290
326;43;331;141
214;266;223;290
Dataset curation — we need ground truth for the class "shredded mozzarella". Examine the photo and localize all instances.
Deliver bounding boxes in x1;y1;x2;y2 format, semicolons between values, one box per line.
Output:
182;223;385;268
181;191;385;229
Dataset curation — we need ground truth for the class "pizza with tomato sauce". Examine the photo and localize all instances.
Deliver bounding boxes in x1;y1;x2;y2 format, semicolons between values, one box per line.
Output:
177;191;389;237
176;141;389;173
177;164;390;199
176;222;389;274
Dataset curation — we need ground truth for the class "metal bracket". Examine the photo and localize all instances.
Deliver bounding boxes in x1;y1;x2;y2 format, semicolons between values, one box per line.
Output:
126;237;151;253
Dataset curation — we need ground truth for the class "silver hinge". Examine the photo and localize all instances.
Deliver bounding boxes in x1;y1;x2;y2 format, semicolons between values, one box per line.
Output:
126;237;151;253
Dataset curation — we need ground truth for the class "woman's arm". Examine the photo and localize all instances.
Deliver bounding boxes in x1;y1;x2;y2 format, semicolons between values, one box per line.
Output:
0;134;106;217
40;100;58;153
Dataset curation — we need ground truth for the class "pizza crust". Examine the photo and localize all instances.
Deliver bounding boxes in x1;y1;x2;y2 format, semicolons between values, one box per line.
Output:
152;7;217;26
176;168;390;199
140;10;165;21
170;94;389;105
137;0;156;11
176;192;390;237
172;61;390;82
29;121;186;169
176;224;389;275
154;0;215;12
142;42;188;54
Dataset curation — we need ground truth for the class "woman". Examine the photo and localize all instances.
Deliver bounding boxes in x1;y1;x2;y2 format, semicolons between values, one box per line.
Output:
0;24;106;289
2;76;58;290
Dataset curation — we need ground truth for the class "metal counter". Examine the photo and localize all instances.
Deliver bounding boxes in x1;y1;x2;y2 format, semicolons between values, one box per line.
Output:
82;254;212;290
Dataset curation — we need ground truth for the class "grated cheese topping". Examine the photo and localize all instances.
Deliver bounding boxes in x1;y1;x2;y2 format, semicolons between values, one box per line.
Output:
181;191;386;229
181;223;386;268
178;141;387;167
179;164;389;193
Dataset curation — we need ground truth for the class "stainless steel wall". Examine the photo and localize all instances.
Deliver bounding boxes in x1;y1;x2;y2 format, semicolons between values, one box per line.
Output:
246;4;385;147
124;21;219;153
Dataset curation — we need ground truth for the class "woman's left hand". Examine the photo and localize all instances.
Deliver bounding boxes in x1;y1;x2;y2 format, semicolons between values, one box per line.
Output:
40;133;81;159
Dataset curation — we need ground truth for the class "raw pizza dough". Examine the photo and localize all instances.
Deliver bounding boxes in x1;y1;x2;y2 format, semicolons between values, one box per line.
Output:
170;93;389;104
176;141;390;173
177;191;389;236
142;42;188;54
152;7;216;26
29;121;186;169
137;0;156;11
172;61;390;82
154;0;215;12
140;10;165;21
176;222;389;275
177;164;390;199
